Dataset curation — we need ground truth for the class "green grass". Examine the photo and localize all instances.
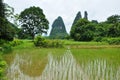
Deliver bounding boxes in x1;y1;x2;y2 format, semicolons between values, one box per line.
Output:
71;48;120;67
3;39;120;77
63;39;108;45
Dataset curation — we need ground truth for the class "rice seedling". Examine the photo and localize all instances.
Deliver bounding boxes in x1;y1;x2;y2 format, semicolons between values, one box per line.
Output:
7;49;120;80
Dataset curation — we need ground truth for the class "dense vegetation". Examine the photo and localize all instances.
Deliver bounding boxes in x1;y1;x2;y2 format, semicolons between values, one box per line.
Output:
70;11;120;42
34;36;63;48
0;0;16;41
19;6;49;39
0;0;7;79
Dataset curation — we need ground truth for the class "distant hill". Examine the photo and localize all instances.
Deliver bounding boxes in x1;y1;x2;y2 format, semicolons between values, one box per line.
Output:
49;16;68;39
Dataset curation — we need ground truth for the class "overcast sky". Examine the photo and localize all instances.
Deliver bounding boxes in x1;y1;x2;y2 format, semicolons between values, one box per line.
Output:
4;0;120;34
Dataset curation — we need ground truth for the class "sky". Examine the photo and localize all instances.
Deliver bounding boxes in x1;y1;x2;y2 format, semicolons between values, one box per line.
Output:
4;0;120;34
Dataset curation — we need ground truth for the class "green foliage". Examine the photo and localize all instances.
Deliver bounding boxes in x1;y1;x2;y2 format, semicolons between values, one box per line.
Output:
0;39;6;45
91;20;98;24
94;23;108;37
93;37;103;42
70;19;89;39
2;43;12;54
34;36;47;47
106;15;120;24
10;39;23;47
70;14;120;41
105;15;120;37
17;28;32;39
49;16;68;39
64;35;71;40
46;40;63;48
19;6;49;39
0;55;7;80
107;23;120;37
0;0;5;18
70;19;95;41
34;36;63;48
4;3;14;20
0;0;8;77
0;1;16;41
106;38;120;45
0;19;16;41
0;17;15;41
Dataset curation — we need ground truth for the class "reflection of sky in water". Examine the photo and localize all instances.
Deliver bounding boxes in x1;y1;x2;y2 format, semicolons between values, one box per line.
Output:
7;50;120;80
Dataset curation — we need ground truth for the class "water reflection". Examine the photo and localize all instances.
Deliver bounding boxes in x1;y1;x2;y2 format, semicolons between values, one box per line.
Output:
7;50;120;80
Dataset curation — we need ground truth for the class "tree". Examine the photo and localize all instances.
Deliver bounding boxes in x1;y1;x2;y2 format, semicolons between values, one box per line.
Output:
0;19;16;40
17;28;32;39
19;6;49;39
106;15;120;24
94;22;108;37
4;3;14;20
0;1;7;79
106;15;120;37
72;11;82;26
107;23;120;37
49;16;68;39
91;20;98;24
0;0;16;41
84;11;88;20
70;18;97;41
0;0;5;18
0;0;5;37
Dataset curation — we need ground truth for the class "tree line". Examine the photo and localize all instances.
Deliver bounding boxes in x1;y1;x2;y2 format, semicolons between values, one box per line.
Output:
0;1;120;41
70;11;120;41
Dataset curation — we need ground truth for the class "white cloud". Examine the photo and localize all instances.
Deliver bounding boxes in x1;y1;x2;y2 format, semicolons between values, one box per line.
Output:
4;0;120;34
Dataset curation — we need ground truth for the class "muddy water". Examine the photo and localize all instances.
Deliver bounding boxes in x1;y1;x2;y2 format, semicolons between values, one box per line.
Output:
7;49;120;80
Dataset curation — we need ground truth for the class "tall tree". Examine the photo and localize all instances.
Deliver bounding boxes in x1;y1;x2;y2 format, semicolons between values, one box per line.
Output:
0;0;6;40
70;18;96;41
0;0;5;18
106;15;120;24
72;11;82;26
4;3;14;20
0;1;16;41
0;0;5;29
49;16;68;39
19;6;49;39
106;15;120;37
0;1;7;80
84;11;88;20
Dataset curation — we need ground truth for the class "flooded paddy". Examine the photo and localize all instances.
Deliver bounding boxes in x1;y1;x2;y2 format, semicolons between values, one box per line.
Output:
7;49;120;80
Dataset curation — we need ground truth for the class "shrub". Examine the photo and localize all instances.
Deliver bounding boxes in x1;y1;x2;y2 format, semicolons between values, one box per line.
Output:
10;39;23;47
0;40;6;45
34;36;63;48
2;44;12;54
47;40;63;48
34;36;49;47
0;56;7;80
93;37;102;42
107;38;120;45
101;38;108;42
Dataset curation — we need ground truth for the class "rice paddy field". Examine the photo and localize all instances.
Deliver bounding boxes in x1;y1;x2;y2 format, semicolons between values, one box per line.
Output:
3;40;120;80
